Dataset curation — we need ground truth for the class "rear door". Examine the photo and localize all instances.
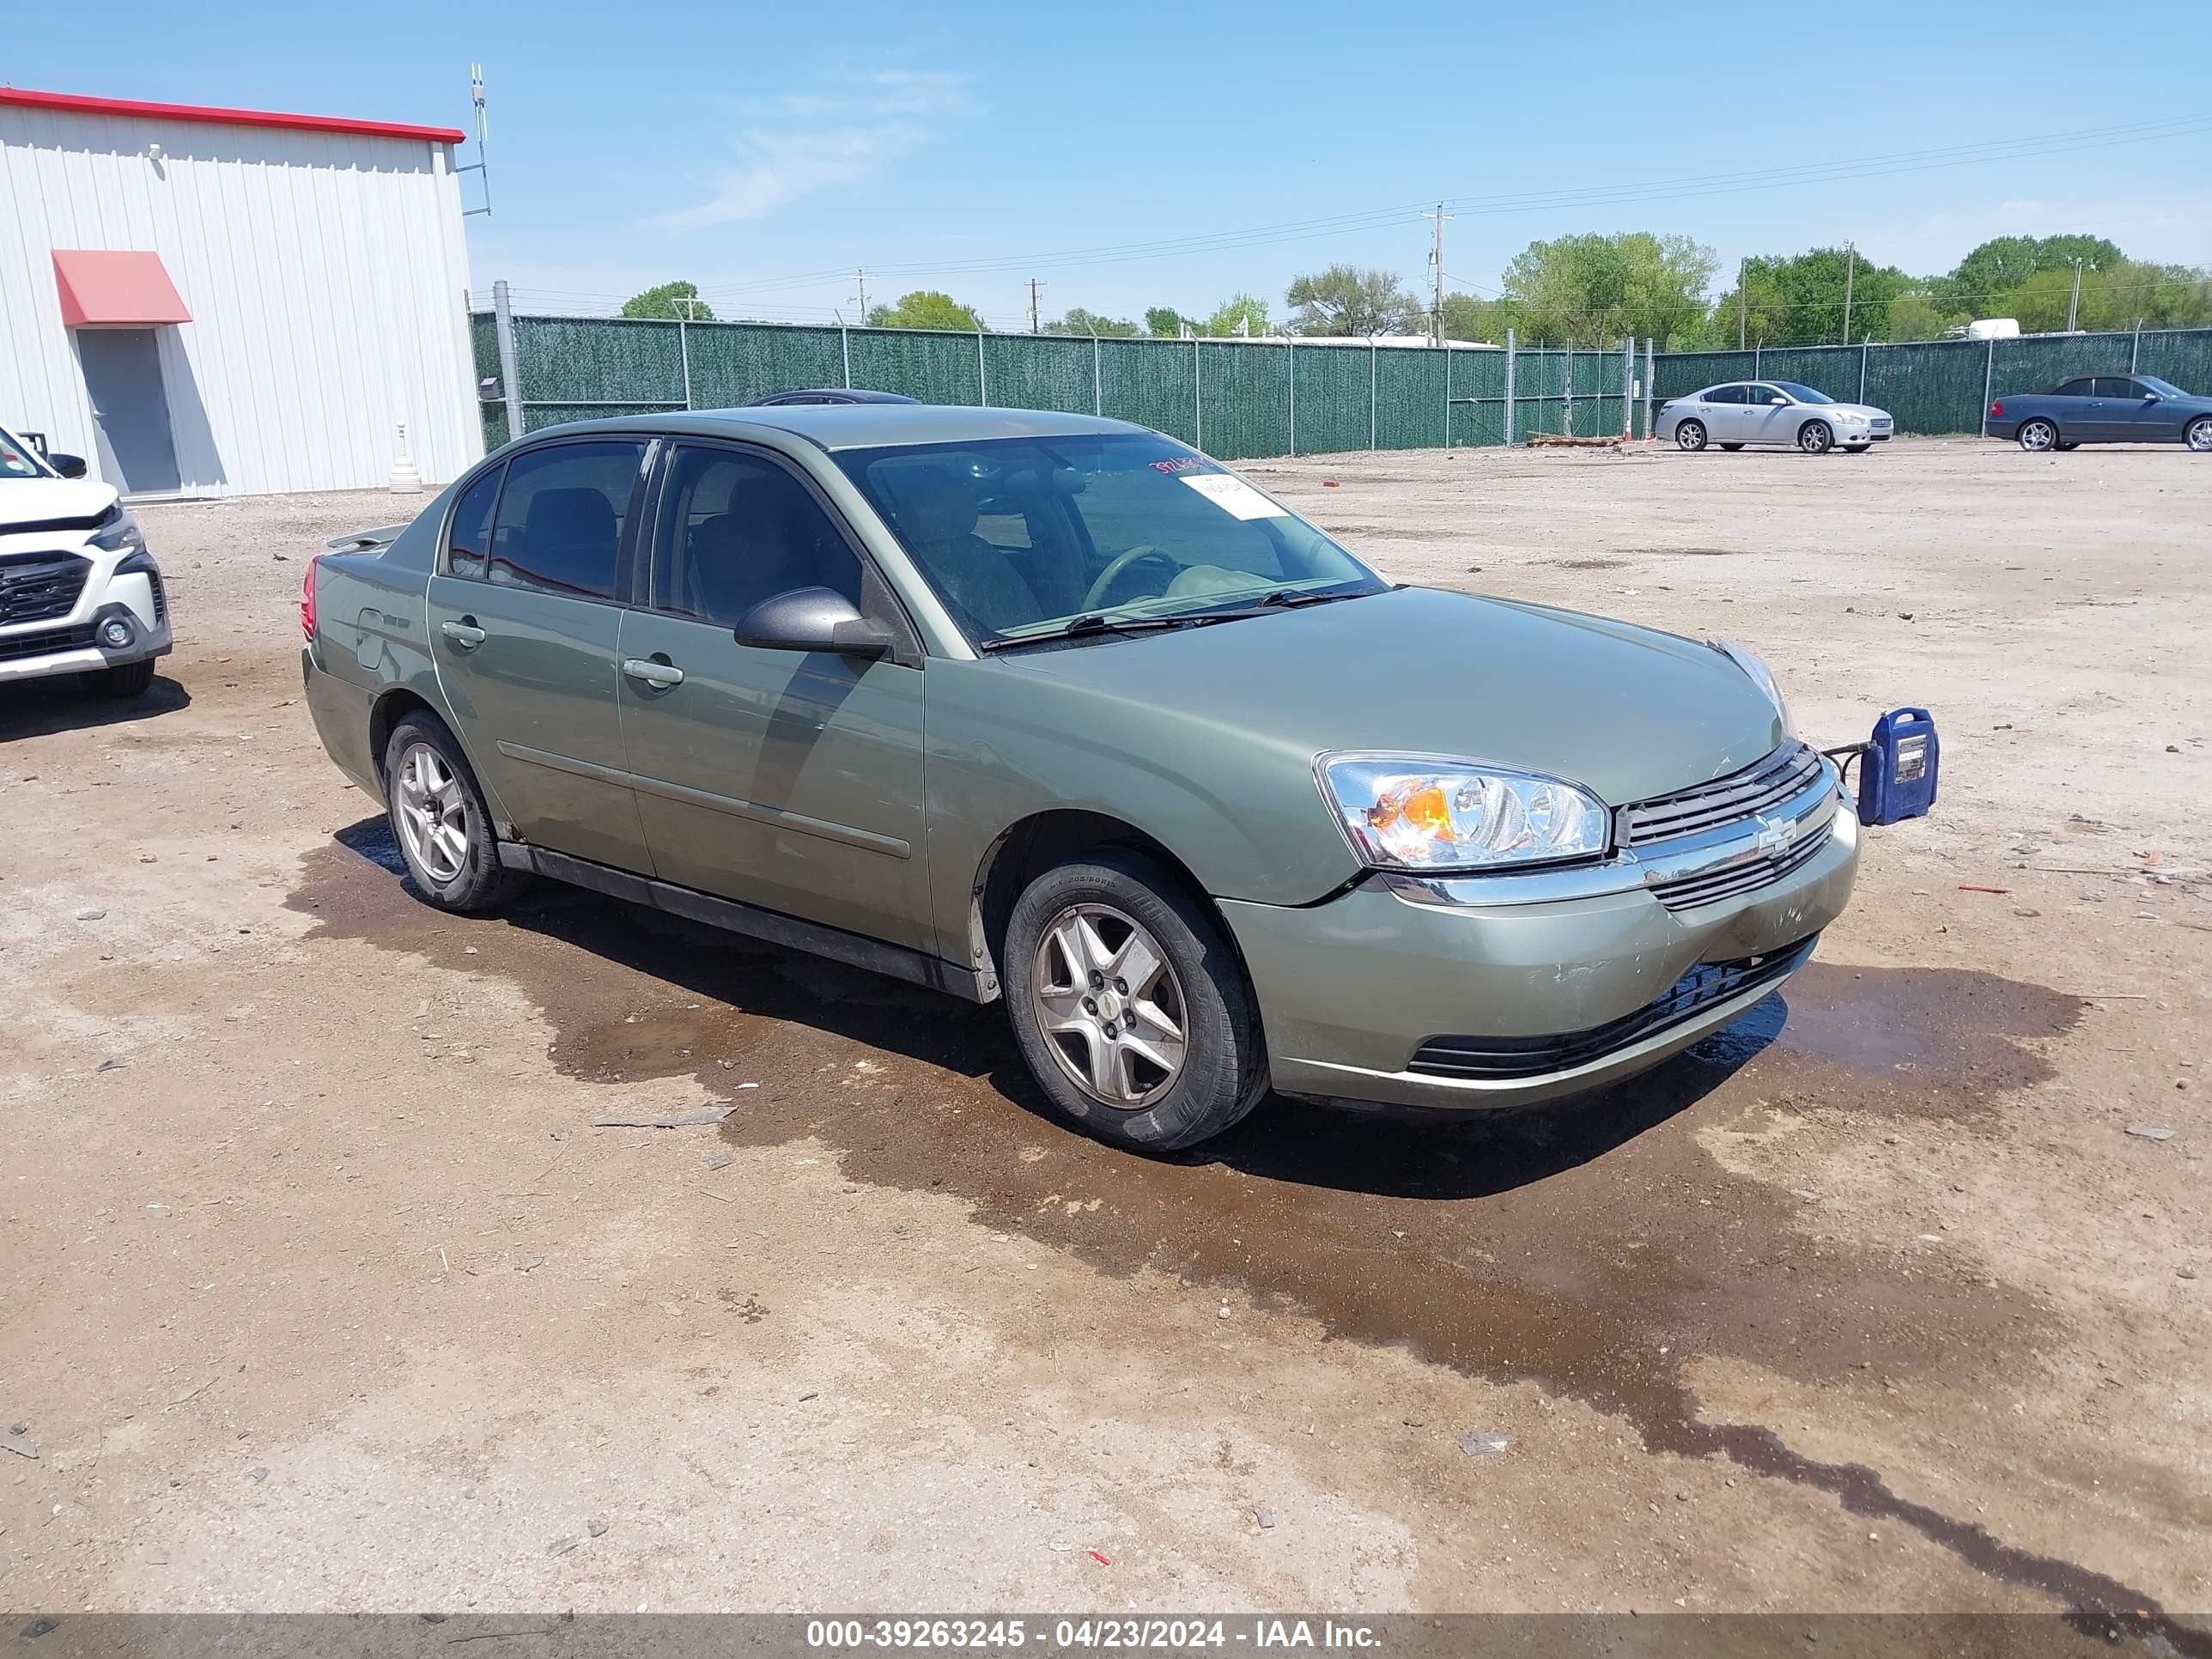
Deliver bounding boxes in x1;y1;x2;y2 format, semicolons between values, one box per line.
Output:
426;437;654;871
615;440;933;947
1700;384;1748;441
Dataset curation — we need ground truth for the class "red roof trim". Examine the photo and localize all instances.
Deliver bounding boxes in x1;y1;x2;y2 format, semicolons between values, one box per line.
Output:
0;86;466;145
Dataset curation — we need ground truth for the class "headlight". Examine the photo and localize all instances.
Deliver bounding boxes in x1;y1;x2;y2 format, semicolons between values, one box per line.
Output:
1710;636;1794;734
1317;753;1611;872
88;506;145;554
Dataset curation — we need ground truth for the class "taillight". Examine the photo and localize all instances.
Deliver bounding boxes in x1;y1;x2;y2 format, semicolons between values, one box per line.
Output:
1990;400;2004;417
301;554;321;641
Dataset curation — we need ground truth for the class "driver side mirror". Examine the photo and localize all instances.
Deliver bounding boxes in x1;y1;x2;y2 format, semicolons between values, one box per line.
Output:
1767;396;1788;406
50;453;88;478
735;586;892;657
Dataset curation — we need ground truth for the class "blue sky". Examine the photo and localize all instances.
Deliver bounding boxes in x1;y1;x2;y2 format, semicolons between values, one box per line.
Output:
12;0;2210;326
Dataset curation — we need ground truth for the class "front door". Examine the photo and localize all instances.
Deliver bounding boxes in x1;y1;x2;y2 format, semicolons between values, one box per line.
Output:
1740;383;1795;446
617;441;930;948
425;437;654;872
76;328;181;494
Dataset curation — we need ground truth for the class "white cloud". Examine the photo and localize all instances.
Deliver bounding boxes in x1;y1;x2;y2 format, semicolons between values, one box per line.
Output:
656;70;971;230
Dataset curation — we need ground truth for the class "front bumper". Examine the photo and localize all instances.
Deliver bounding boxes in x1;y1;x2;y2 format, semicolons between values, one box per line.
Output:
0;590;172;684
1220;777;1860;1115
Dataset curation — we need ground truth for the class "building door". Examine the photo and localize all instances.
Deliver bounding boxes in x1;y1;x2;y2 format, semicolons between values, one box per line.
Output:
76;329;181;495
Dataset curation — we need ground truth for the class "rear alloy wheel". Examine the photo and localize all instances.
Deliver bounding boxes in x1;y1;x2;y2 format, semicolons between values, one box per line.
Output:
1004;850;1267;1151
2017;418;2059;453
2187;416;2212;453
382;714;530;912
1796;420;1834;455
1674;419;1708;452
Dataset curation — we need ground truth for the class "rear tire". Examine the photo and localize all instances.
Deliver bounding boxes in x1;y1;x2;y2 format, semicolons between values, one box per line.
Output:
381;713;531;913
1674;419;1708;452
1796;420;1834;455
2017;418;2059;453
83;659;155;699
1003;849;1267;1152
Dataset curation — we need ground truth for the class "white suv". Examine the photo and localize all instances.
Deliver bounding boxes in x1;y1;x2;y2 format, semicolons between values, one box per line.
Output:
1;423;173;698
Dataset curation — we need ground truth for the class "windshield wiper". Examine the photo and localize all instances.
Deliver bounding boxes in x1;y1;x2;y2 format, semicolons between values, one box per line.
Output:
978;612;1200;652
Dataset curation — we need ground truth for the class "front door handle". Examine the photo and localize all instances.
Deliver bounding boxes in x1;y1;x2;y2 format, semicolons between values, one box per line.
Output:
440;618;487;650
621;657;685;690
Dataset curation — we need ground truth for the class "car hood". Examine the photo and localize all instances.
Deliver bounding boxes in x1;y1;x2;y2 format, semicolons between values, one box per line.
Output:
999;585;1786;808
0;477;120;536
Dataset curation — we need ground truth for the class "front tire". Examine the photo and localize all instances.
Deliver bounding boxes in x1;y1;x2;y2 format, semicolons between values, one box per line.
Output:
2018;418;2059;453
381;713;530;912
1003;850;1267;1151
1674;419;1708;452
82;659;156;699
1797;420;1834;455
2186;416;2212;453
1719;442;1744;451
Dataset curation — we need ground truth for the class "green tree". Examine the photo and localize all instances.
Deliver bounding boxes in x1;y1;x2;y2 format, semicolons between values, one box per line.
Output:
1200;293;1272;337
1284;265;1425;336
1043;307;1139;337
621;280;714;321
1498;233;1716;348
1144;306;1187;337
2002;259;2212;332
1438;291;1506;342
1706;246;1911;346
1940;234;2124;314
866;290;984;331
1880;291;1966;343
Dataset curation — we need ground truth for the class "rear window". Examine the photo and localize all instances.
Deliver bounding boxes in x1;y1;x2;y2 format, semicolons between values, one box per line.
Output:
484;441;646;600
447;465;504;579
1704;386;1745;405
2055;379;2096;397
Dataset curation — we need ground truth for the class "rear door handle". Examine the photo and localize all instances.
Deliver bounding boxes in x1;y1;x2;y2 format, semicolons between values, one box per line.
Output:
622;657;685;689
440;619;487;650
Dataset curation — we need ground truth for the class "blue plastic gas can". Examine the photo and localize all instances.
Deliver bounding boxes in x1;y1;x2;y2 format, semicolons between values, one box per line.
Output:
1857;707;1940;826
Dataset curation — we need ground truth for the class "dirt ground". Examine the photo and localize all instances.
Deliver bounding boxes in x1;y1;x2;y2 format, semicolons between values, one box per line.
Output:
2;438;2206;1632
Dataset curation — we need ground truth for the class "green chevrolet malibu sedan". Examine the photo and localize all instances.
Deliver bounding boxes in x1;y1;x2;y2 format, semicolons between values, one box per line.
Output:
301;406;1858;1150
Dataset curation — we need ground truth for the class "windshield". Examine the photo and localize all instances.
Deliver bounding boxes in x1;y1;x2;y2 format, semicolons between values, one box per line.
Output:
1771;382;1834;404
2137;376;2185;398
0;429;52;481
836;432;1387;645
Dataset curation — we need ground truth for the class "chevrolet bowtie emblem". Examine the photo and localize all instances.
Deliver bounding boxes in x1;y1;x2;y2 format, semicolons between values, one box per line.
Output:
1754;811;1796;856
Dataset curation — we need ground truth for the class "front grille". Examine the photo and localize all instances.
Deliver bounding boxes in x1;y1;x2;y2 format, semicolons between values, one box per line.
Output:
1618;741;1824;848
1649;817;1833;912
1407;935;1819;1080
0;553;91;627
0;623;96;662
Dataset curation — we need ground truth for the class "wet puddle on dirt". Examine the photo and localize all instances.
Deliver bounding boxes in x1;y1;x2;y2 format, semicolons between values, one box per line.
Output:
290;823;2204;1640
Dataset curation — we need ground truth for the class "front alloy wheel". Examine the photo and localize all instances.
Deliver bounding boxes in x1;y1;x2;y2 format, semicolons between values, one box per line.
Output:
1797;421;1833;454
2187;416;2212;453
2018;419;2059;453
1674;419;1708;452
1030;903;1188;1108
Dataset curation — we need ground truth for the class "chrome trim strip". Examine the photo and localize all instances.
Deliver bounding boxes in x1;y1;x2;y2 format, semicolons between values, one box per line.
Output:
1388;759;1843;910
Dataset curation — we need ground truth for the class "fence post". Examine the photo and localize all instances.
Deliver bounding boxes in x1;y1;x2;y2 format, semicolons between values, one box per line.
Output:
1287;337;1296;458
492;278;524;443
1858;340;1868;404
1753;343;1761;380
1193;337;1203;451
678;315;693;410
1621;336;1632;440
1369;338;1377;450
1981;336;1996;434
841;324;851;389
1503;328;1516;447
1091;330;1102;416
1642;338;1655;439
2130;324;2142;373
1562;345;1573;436
976;326;989;407
1443;343;1452;447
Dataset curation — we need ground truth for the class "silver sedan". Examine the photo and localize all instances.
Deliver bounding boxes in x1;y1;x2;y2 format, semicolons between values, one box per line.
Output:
1656;380;1893;454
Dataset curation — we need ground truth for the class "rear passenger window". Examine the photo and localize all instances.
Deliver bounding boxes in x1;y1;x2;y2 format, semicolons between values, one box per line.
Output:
1705;386;1744;404
2056;379;2096;397
486;441;647;600
447;465;503;579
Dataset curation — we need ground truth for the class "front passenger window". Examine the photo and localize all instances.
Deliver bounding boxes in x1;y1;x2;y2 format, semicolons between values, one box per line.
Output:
486;441;647;600
652;447;864;629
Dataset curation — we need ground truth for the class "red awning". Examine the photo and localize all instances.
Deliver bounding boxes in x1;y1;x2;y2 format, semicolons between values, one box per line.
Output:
52;251;191;328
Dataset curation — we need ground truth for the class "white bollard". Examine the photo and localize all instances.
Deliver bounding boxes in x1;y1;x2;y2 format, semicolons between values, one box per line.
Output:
386;421;422;495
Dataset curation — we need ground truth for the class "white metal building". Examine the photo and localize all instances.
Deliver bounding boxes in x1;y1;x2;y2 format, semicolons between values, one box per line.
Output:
0;87;483;497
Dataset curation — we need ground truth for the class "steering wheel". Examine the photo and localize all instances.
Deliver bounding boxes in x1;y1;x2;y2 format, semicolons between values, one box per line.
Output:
1080;544;1177;612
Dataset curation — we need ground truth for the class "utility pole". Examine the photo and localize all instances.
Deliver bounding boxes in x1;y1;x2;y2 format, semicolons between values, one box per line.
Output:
1028;277;1043;335
1840;240;1856;347
1737;256;1748;351
2066;259;2082;331
1422;204;1453;346
853;268;869;321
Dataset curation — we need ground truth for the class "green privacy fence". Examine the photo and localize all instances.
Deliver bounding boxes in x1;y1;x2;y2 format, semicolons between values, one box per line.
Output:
473;307;2212;457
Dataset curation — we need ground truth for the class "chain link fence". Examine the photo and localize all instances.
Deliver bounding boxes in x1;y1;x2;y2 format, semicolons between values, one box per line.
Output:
474;289;2212;458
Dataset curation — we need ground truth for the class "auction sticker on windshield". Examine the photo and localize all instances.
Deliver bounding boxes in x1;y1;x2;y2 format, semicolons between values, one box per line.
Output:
1179;472;1289;520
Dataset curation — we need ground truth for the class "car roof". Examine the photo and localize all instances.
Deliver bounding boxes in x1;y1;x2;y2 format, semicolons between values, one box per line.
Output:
750;387;920;404
520;404;1152;453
